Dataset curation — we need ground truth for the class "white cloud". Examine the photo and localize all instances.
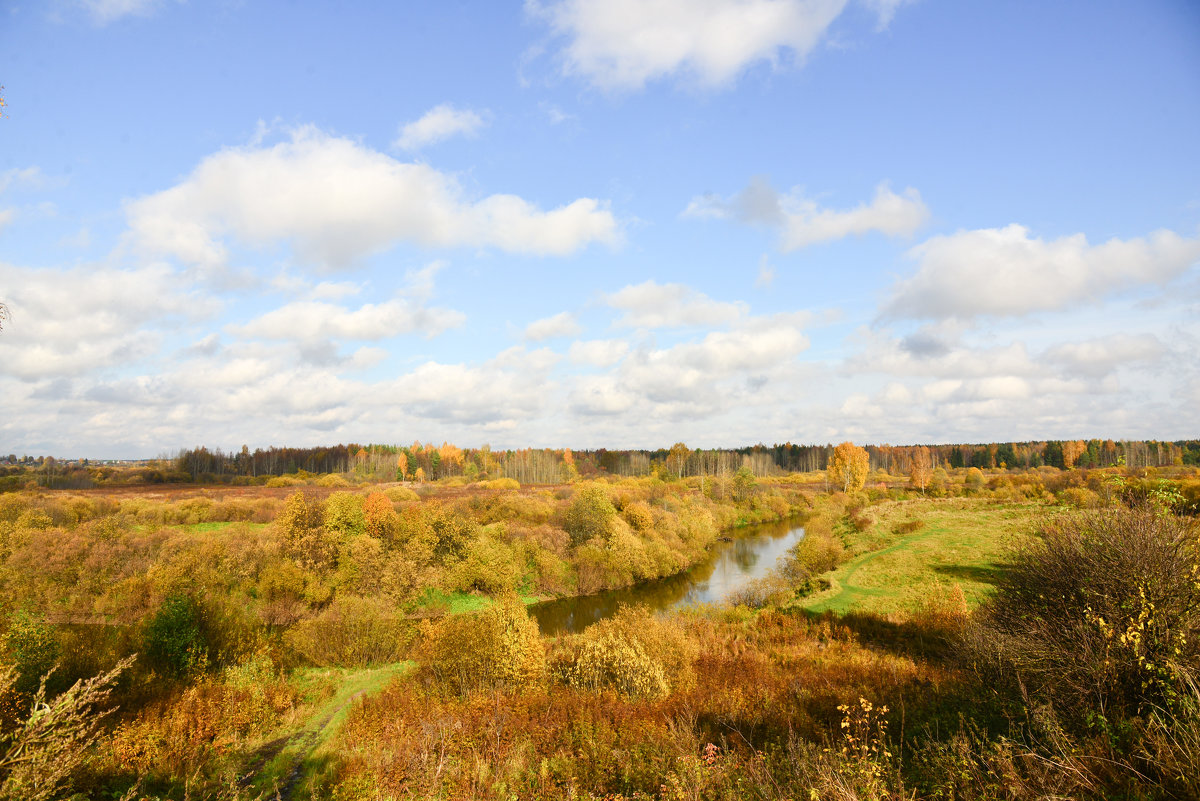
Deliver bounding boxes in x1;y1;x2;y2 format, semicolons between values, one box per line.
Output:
125;127;620;271
0;261;215;380
231;297;465;343
570;312;809;417
847;325;1040;380
569;338;630;367
863;0;915;29
884;225;1200;320
880;382;911;404
394;104;487;150
606;280;746;328
79;0;163;24
1044;333;1167;378
0;209;13;232
393;347;559;425
0;167;41;194
524;311;582;341
568;375;638;416
685;178;928;250
529;0;850;90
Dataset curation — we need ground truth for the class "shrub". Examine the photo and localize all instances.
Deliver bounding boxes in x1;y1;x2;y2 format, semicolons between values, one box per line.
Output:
788;528;844;576
109;653;297;779
286;595;410;667
265;474;305;488
420;595;544;694
1;610;62;696
968;505;1200;721
143;592;208;678
726;574;793;609
621;500;655;532
478;477;520;491
278;491;335;571
324;491;366;542
362;491;399;544
0;656;134;801
383;485;420;503
554;605;695;699
564;484;617;547
317;473;352;488
1058;486;1102;509
448;533;521;594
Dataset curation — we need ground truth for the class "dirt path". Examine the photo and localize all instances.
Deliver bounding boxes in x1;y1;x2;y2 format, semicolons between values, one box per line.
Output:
240;664;408;800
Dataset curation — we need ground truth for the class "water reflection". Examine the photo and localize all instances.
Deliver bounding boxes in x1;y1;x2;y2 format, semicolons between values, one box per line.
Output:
531;518;804;635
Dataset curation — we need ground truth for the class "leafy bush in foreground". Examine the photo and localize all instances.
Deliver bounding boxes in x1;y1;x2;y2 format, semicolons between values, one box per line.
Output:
970;504;1200;721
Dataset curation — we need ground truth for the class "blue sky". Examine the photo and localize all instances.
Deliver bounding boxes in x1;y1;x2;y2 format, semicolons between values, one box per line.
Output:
1;0;1198;458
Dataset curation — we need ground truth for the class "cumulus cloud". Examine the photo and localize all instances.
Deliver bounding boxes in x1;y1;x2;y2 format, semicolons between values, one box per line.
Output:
569;312;809;417
524;311;582;341
529;0;850;90
125;127;620;271
0;261;216;380
392;347;560;425
847;325;1040;380
684;178;928;250
884;225;1200;320
394;104;487;150
1044;333;1167;378
568;338;630;367
606;280;746;328
231;297;465;343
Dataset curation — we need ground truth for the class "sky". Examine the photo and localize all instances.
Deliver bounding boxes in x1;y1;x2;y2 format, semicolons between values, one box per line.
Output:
1;0;1199;458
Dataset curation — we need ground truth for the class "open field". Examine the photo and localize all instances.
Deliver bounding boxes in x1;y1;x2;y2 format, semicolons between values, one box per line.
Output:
801;499;1042;615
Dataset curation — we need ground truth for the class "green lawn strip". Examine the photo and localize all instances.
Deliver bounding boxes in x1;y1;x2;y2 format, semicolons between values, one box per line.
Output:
246;662;413;797
181;521;269;533
802;499;1041;616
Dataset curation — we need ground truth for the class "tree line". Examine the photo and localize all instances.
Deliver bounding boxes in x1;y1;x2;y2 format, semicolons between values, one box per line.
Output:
164;438;1199;484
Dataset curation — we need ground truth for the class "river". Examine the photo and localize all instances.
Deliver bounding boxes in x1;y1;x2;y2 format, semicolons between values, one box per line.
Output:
530;517;805;635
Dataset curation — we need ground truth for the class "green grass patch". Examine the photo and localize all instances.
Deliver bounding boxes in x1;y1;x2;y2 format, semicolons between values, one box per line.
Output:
801;498;1042;616
246;662;413;797
180;520;269;533
415;588;495;615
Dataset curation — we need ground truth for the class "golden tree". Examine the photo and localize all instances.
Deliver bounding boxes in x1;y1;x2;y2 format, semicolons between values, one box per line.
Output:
828;441;870;493
1062;440;1087;469
666;442;690;478
909;446;933;495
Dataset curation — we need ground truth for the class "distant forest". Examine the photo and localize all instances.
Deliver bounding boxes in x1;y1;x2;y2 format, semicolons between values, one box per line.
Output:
163;438;1198;483
4;438;1195;491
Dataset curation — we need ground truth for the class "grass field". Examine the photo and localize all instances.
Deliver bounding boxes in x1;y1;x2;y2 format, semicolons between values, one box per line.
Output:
801;498;1043;615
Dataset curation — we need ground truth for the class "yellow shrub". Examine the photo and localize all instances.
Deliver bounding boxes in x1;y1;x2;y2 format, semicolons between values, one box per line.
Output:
266;475;305;488
383;485;420;503
479;477;520;491
555;605;695;699
285;595;409;667
421;596;545;694
621;501;655;532
317;474;352;488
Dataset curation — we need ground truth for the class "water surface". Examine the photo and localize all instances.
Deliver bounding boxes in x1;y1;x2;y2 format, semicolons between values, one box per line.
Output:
531;518;804;635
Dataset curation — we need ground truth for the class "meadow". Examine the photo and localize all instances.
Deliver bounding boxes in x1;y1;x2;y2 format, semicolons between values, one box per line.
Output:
0;460;1195;799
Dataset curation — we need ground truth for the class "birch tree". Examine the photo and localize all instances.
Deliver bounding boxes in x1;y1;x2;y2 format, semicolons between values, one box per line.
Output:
828;441;869;493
